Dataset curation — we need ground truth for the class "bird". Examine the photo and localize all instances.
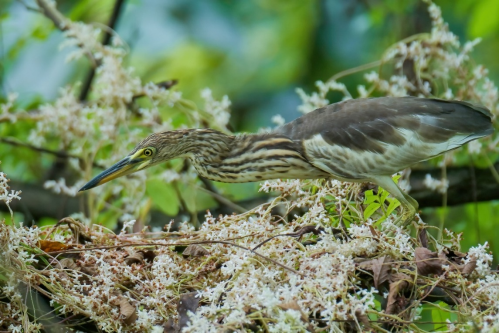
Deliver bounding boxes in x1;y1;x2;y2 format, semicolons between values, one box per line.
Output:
79;97;493;227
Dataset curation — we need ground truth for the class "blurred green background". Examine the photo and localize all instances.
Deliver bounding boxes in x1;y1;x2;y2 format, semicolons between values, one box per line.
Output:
0;0;498;262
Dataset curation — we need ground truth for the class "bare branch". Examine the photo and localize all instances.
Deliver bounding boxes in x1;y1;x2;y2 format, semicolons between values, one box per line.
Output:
79;0;127;101
35;0;68;31
0;137;105;169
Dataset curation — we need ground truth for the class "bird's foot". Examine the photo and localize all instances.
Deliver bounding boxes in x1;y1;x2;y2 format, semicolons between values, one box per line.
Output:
390;206;416;232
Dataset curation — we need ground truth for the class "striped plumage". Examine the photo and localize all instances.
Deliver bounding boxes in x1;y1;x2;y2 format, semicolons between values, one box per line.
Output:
79;97;493;226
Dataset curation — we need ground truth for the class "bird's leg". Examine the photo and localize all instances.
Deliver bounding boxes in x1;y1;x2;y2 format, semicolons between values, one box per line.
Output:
370;176;418;228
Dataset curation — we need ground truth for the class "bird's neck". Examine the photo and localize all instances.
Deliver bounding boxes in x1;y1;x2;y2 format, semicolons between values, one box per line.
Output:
187;130;329;183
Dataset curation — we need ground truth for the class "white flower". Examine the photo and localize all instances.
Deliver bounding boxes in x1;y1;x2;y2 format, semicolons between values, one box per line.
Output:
466;242;493;277
423;174;449;194
271;114;285;126
201;88;232;129
44;178;82;197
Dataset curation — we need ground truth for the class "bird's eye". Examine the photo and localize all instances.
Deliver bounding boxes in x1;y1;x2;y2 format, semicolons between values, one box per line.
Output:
143;148;153;157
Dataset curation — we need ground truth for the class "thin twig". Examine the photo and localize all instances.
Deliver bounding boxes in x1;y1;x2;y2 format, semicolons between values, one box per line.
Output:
79;0;126;101
327;60;381;83
0;137;105;169
251;225;322;251
40;240;305;276
35;0;68;30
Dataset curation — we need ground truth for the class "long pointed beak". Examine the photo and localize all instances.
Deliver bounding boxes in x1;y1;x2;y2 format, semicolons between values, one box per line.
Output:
79;157;148;192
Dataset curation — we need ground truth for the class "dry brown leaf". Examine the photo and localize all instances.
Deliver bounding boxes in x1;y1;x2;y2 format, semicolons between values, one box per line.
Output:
118;297;137;325
80;265;97;276
356;256;392;289
444;249;467;265
355;309;371;329
415;247;445;276
183;244;209;257
461;259;477;275
38;240;72;253
357;259;375;271
278;300;309;322
58;258;79;270
386;273;412;315
372;256;392;289
368;225;379;238
418;229;428;249
178;292;200;330
163;318;177;333
124;252;145;265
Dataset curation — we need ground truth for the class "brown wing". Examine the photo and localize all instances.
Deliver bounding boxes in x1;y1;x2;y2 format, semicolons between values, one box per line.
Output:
275;97;493;155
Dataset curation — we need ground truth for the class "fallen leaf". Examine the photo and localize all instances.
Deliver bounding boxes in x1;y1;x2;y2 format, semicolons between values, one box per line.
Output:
38;240;72;253
461;259;477;275
356;256;392;289
163;318;177;333
355;309;371;329
178;292;200;330
182;245;209;257
118;297;137;325
418;229;428;249
415;247;445;276
124;252;145;265
368;225;379;237
58;258;78;270
386;273;412;315
372;256;392;289
80;265;97;276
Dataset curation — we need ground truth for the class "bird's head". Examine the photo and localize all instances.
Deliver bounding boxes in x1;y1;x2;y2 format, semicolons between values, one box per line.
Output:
79;130;197;192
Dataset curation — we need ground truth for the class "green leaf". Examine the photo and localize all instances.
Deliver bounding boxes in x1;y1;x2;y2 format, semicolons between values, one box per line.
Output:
392;174;402;182
379;187;389;204
324;194;336;201
364;202;381;220
431;302;452;331
385;198;401;216
363;190;378;204
146;180;179;216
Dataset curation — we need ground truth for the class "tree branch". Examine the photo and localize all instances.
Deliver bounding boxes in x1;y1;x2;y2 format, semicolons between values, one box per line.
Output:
79;0;126;101
0;137;105;169
408;163;499;207
35;0;68;31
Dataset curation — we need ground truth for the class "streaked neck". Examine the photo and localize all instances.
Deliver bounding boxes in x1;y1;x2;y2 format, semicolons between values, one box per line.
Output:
189;132;329;183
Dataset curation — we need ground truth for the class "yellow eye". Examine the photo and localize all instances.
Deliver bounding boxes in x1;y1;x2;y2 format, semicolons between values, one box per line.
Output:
143;148;154;157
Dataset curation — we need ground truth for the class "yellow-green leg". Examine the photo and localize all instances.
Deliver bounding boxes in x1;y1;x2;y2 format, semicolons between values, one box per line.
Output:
371;176;419;228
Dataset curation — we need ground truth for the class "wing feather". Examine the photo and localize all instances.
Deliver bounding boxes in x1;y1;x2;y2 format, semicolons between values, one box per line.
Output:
275;97;493;152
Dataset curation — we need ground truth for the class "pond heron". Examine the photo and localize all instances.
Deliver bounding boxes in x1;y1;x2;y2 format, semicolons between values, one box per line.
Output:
80;97;493;227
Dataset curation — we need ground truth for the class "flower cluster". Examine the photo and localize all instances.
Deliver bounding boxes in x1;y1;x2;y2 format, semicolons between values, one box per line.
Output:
1;177;498;332
200;88;232;130
0;166;21;217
